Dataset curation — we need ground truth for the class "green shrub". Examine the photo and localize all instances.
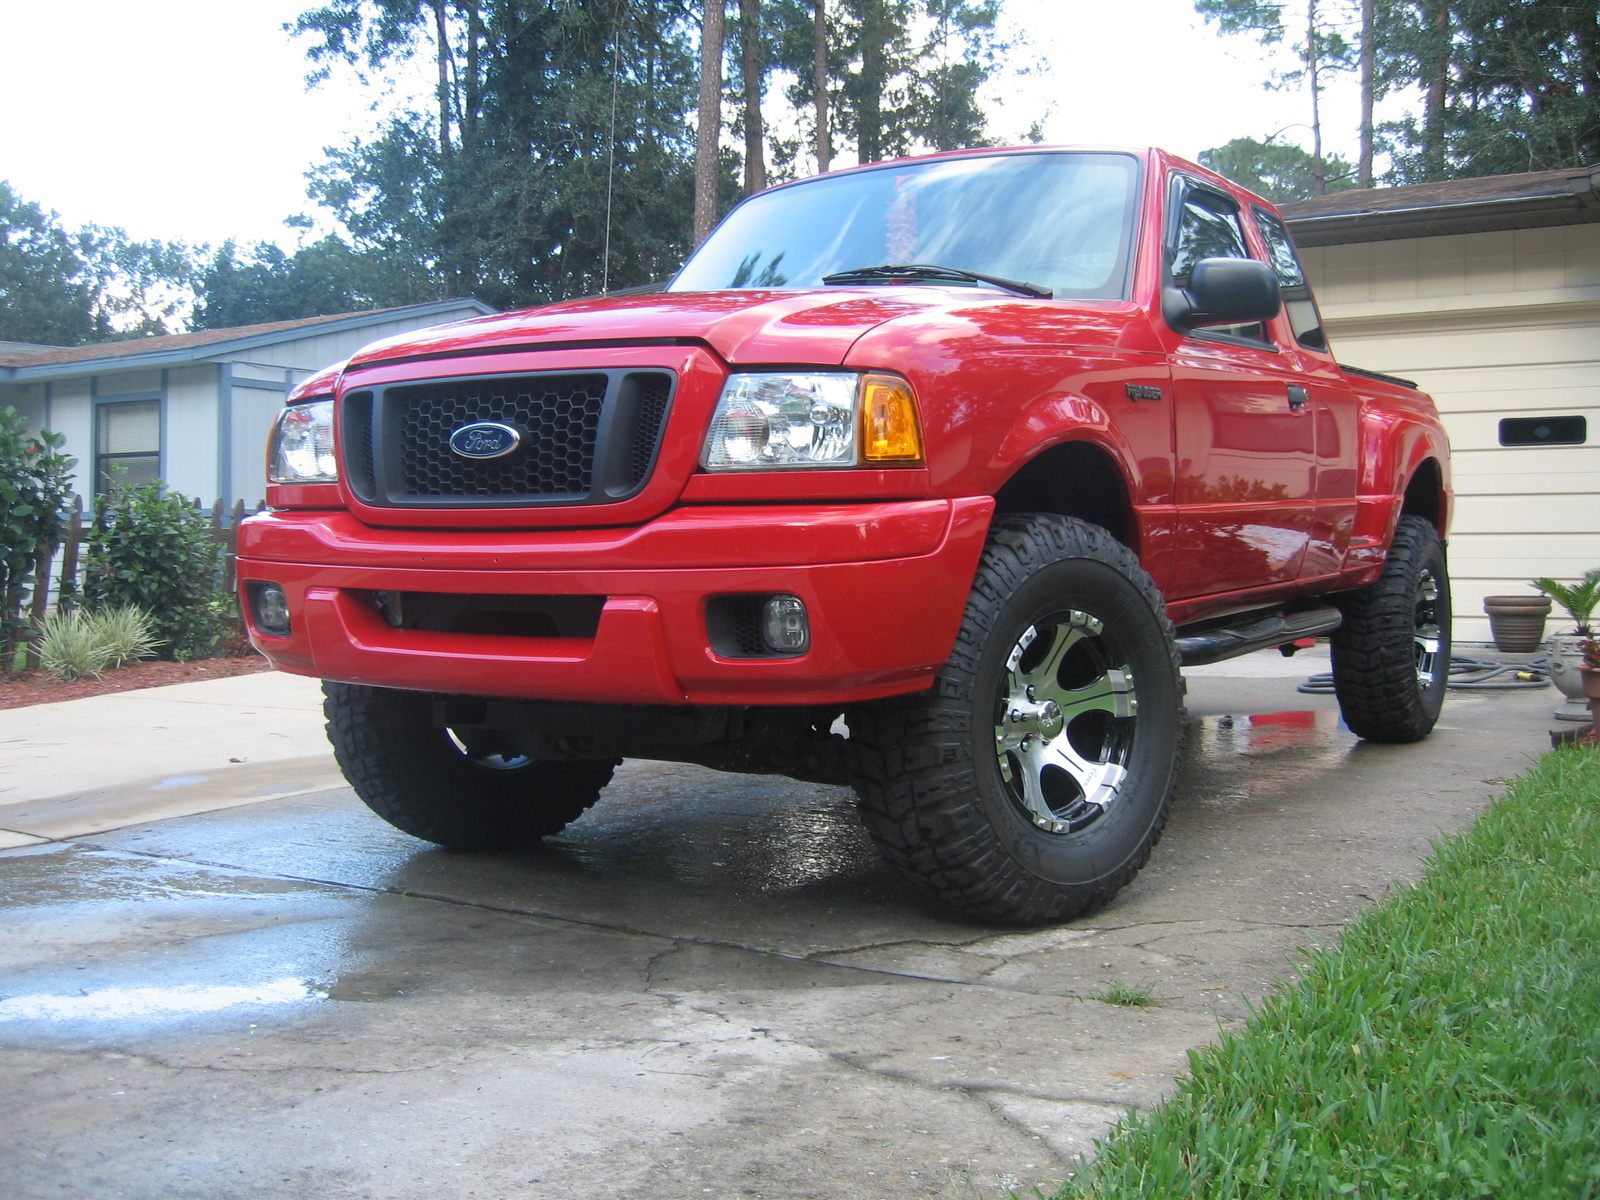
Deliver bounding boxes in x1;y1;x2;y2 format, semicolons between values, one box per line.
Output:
33;604;159;681
0;406;76;669
34;609;108;681
84;476;230;660
163;591;241;662
94;604;161;667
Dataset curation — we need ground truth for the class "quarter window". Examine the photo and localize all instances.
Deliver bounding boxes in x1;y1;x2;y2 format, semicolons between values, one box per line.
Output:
96;400;160;494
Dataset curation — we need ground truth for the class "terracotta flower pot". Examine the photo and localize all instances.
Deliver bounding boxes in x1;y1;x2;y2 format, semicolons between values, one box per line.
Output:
1580;666;1600;745
1483;595;1550;653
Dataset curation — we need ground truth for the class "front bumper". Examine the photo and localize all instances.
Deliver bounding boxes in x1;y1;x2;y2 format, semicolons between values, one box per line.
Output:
237;498;993;706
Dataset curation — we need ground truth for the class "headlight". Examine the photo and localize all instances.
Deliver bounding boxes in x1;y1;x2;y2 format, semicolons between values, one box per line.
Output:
700;372;922;470
268;399;338;483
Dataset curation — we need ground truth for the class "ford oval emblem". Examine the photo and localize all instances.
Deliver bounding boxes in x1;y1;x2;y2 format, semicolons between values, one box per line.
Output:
448;422;522;460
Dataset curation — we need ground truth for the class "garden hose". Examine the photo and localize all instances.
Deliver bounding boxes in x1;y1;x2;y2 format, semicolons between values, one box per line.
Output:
1297;654;1551;695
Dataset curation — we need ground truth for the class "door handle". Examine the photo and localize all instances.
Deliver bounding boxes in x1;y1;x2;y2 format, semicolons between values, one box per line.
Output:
1287;385;1309;412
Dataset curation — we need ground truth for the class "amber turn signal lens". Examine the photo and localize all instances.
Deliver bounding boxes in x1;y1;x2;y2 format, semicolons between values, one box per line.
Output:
861;375;923;463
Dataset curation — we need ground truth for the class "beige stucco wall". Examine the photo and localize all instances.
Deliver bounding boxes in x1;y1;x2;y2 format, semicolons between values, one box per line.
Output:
1302;225;1600;643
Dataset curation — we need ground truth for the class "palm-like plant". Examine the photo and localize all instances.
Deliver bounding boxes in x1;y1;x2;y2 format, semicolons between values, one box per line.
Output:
1532;568;1600;635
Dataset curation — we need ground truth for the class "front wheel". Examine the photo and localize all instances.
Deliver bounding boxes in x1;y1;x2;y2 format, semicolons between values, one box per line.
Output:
323;683;616;850
1330;515;1452;743
848;515;1186;925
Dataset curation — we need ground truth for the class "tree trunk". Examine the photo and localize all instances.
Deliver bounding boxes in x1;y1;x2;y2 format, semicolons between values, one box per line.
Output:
857;1;885;165
463;0;480;147
814;0;831;173
741;0;766;194
1359;0;1374;187
432;0;452;161
694;0;726;244
1308;0;1325;194
1424;0;1449;179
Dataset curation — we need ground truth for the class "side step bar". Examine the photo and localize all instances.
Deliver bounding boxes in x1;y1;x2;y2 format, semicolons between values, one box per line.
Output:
1176;605;1344;668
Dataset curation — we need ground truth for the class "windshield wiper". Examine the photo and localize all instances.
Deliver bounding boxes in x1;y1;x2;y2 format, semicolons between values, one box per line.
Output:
820;263;1052;299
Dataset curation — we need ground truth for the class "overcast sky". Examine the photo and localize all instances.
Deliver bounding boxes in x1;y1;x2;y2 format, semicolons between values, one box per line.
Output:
0;0;1368;250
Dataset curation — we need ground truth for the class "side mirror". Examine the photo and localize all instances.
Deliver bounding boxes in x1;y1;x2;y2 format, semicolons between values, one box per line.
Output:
1163;258;1281;332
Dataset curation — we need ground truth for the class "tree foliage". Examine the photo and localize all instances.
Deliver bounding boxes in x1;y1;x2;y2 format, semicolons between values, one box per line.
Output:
769;0;1004;170
1;184;109;346
0;182;194;346
292;0;1009;306
1379;0;1600;181
190;235;424;330
292;0;704;307
1200;135;1359;199
1197;0;1600;187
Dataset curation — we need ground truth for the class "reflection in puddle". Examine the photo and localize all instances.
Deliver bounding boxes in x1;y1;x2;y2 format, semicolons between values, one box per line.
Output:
1218;710;1324;754
1190;709;1357;812
0;976;322;1022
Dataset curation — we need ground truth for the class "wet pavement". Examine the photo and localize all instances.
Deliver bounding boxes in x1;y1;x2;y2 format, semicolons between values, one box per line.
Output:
0;651;1561;1199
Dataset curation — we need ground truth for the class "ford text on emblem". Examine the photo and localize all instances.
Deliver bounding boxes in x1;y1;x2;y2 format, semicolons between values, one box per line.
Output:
448;422;522;460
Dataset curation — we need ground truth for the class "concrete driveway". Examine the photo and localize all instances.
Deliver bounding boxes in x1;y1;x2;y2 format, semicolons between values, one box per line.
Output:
0;653;1559;1199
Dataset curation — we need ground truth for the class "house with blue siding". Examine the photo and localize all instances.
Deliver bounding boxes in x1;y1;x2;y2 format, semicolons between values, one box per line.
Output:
0;299;493;509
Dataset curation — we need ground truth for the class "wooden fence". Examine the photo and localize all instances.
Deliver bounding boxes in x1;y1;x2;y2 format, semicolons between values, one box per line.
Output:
7;495;265;671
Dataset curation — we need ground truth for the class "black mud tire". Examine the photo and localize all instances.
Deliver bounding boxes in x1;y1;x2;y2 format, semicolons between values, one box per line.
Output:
1329;514;1452;744
847;514;1186;925
323;682;616;850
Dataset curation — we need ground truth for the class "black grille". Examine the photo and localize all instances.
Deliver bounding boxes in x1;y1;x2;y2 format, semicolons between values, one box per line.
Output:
342;391;376;501
629;375;671;487
395;374;607;499
343;369;675;508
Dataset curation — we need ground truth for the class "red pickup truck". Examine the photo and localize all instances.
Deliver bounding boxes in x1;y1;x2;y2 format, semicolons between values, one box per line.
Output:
240;146;1452;924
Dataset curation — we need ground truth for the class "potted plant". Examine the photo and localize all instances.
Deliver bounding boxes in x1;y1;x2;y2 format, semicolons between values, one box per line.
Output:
1578;637;1600;744
1533;569;1600;722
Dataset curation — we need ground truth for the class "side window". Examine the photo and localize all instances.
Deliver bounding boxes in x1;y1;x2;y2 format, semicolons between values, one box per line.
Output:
1168;182;1268;344
1169;187;1249;282
1253;207;1328;351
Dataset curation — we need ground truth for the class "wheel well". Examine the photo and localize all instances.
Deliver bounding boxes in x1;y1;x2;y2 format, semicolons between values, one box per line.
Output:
1401;459;1444;532
992;442;1136;548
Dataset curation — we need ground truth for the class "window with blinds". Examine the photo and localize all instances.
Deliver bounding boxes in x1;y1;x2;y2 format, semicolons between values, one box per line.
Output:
96;400;160;494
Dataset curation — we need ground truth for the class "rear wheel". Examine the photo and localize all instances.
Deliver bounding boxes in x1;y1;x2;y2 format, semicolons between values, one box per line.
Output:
323;682;616;849
848;514;1186;925
1330;515;1452;743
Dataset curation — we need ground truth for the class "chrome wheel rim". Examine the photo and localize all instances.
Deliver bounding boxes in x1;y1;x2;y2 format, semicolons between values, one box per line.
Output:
1414;570;1443;686
993;609;1138;834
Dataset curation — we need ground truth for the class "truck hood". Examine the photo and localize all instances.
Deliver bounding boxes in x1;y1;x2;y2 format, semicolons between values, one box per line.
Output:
346;289;969;370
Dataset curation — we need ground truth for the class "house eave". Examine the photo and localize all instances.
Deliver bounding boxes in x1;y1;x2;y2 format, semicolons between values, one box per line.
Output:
0;299;493;384
1282;165;1600;247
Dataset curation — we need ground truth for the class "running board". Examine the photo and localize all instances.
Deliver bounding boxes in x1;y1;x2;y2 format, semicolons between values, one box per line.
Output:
1176;606;1344;668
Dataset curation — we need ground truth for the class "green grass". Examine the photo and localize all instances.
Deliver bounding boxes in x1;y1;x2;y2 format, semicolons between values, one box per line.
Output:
1089;980;1158;1008
1056;747;1600;1200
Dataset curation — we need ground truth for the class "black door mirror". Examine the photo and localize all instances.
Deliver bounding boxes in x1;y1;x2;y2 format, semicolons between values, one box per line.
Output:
1163;258;1281;332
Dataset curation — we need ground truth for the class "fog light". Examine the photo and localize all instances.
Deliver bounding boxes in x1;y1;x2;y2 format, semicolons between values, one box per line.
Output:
762;594;809;654
251;582;292;636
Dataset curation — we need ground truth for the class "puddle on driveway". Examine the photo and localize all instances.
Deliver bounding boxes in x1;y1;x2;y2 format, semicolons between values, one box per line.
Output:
0;976;321;1022
1186;709;1359;815
0;845;353;1039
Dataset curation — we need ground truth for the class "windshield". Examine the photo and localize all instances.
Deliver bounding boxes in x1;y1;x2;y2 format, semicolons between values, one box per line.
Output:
670;151;1141;300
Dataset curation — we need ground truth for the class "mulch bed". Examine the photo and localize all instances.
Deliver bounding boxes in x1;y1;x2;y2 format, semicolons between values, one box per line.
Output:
0;653;273;711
